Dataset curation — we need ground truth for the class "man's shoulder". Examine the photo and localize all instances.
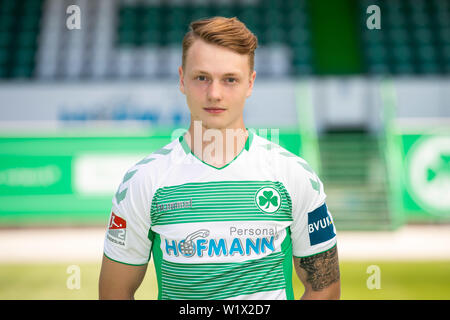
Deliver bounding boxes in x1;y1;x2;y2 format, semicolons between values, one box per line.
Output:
251;134;326;209
123;137;182;182
251;133;313;172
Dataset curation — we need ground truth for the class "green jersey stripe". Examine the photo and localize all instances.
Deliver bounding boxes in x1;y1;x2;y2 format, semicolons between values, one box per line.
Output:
152;216;292;225
162;254;283;271
153;181;289;193
161;280;285;297
151;180;292;226
160;271;284;288
159;252;286;300
162;284;285;300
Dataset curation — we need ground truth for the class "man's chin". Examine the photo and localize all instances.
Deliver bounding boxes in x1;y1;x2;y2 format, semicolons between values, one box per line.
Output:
195;118;229;131
190;115;244;132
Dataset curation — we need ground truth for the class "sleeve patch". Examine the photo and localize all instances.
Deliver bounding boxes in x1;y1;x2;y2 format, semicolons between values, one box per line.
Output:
106;212;127;247
307;203;335;246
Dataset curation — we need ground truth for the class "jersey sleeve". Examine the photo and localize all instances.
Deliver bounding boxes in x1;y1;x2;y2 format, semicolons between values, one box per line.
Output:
287;159;337;258
103;165;153;266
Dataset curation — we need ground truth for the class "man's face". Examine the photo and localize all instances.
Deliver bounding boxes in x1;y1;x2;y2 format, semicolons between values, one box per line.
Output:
179;38;256;130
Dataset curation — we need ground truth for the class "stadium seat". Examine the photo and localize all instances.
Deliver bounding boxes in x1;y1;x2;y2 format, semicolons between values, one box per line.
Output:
4;0;449;80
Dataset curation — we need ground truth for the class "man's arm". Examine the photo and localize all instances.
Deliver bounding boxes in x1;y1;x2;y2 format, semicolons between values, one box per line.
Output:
293;245;341;300
98;255;148;300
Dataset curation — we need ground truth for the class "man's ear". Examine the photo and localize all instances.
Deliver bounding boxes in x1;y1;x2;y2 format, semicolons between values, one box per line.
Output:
246;70;256;98
178;66;185;95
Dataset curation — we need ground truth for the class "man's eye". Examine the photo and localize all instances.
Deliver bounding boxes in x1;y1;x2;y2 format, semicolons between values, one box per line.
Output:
225;78;237;83
197;75;207;81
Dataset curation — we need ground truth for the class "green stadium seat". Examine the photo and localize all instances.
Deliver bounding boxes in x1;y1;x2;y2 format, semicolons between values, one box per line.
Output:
21;0;41;10
287;26;310;46
165;28;185;45
118;7;138;32
414;28;433;45
388;28;410;45
140;7;162;30
139;30;160;45
236;9;258;35
0;0;16;14
439;27;450;44
119;15;138;31
118;29;137;45
361;28;385;45
386;13;407;29
436;12;450;28
443;44;450;62
410;12;430;29
17;31;38;48
366;44;388;63
187;6;210;23
0;15;13;31
384;0;405;11
211;5;235;18
292;63;313;76
417;45;438;64
237;6;258;22
163;7;187;32
15;0;445;79
391;62;415;74
15;48;35;64
262;10;283;30
0;30;11;47
418;62;440;74
286;8;308;29
391;45;413;64
11;64;33;78
292;44;312;65
19;14;41;31
0;66;8;78
264;27;285;45
367;63;390;74
262;0;284;10
0;49;9;65
284;0;307;11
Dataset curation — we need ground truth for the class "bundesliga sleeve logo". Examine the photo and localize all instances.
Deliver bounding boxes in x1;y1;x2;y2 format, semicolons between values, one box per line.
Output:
107;212;127;247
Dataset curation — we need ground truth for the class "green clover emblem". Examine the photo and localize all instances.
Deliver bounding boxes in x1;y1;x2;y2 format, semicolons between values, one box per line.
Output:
259;190;279;209
255;187;282;214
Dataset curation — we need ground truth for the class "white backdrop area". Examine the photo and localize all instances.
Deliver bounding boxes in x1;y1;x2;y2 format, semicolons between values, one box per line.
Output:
0;78;449;131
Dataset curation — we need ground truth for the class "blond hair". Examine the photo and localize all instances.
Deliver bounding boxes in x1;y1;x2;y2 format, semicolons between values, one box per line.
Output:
182;16;258;72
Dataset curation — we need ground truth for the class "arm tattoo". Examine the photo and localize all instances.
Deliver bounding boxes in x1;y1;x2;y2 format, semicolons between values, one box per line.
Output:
298;246;340;291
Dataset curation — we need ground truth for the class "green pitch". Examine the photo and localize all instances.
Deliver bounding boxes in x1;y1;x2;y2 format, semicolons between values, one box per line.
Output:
1;261;449;299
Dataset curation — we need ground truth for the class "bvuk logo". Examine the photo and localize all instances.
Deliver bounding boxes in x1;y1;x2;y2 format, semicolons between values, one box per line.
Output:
255;186;281;214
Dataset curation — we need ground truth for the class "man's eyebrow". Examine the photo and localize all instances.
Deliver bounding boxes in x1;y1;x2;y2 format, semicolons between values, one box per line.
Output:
223;73;240;77
193;70;241;77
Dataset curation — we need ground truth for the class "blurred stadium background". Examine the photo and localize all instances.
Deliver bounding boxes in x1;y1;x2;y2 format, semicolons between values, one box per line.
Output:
0;0;449;299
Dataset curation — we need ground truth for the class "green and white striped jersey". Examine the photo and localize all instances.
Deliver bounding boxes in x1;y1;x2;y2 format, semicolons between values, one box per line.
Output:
103;130;337;300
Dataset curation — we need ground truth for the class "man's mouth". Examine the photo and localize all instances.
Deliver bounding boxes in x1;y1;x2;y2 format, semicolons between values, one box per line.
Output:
203;107;226;114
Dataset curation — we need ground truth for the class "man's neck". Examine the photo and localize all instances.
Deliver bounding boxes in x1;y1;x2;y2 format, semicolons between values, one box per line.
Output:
184;123;249;168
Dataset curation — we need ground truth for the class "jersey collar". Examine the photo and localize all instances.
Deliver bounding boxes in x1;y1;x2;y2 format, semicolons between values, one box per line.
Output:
178;128;254;170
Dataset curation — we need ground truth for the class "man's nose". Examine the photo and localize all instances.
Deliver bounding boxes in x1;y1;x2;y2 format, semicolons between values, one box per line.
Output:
207;80;222;101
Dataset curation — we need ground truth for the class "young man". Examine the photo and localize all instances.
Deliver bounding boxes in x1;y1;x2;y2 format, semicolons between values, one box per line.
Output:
99;16;340;300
